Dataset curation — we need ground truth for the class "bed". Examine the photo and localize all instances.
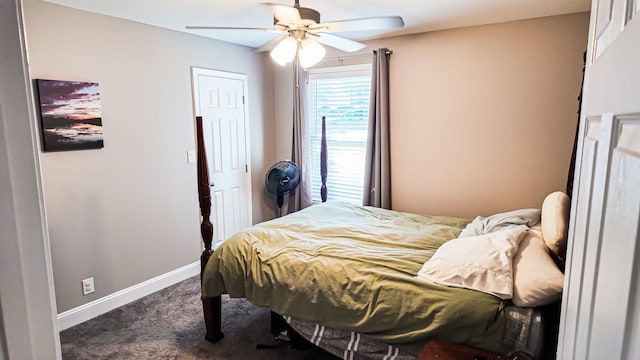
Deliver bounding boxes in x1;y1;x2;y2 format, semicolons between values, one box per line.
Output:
194;116;569;359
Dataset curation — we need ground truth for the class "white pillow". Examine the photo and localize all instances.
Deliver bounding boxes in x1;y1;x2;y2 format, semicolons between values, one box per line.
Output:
541;191;570;261
512;225;564;307
416;228;527;299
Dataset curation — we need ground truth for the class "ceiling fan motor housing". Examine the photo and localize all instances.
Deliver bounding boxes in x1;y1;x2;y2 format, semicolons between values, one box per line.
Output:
298;7;320;25
274;7;320;27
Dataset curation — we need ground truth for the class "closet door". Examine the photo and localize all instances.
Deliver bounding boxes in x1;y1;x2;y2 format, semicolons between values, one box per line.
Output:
557;0;640;359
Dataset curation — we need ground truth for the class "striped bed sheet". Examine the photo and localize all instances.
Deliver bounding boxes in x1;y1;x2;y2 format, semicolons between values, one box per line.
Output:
284;305;542;360
285;315;414;360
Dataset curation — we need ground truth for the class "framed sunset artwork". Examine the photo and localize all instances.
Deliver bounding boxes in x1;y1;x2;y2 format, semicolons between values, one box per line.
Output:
35;79;104;151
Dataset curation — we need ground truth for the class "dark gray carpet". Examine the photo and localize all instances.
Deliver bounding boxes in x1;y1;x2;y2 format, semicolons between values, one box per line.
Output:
60;275;338;359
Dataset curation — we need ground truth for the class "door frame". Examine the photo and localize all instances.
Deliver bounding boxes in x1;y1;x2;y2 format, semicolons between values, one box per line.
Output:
0;0;61;358
557;0;640;358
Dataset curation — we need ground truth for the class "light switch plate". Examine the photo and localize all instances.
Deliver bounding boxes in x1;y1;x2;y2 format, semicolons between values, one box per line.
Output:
187;150;196;164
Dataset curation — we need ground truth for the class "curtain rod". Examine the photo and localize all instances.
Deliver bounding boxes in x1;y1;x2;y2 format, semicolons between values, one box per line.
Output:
321;50;393;62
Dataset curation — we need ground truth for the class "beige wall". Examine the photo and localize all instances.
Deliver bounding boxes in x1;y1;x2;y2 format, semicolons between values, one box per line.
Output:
23;0;275;312
371;13;590;217
276;12;589;218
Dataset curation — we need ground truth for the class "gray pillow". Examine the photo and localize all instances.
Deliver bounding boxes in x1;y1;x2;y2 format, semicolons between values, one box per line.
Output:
459;208;541;238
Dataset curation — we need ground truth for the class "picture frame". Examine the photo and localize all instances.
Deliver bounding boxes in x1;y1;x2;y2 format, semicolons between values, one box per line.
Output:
35;79;104;152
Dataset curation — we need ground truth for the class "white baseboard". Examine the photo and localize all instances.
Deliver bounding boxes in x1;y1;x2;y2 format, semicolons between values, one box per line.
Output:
57;261;200;331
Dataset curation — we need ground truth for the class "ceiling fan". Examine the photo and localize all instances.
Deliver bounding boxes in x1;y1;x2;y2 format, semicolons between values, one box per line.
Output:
186;0;404;68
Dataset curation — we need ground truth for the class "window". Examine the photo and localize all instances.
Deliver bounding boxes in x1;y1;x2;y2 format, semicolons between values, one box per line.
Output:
308;64;372;204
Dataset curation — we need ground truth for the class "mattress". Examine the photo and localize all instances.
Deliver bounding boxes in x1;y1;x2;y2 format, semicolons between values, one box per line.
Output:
202;202;511;355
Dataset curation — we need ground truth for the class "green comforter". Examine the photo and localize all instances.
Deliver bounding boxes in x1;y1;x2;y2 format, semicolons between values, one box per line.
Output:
202;202;507;355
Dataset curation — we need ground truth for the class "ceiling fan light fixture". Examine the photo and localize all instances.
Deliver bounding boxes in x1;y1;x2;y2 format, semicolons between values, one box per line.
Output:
270;36;298;66
298;38;326;68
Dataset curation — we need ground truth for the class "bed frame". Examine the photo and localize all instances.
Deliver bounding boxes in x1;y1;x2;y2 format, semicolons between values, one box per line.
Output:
196;115;328;343
196;116;223;343
195;115;563;359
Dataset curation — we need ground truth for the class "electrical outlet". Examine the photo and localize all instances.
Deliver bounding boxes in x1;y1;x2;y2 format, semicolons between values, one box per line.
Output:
82;277;95;296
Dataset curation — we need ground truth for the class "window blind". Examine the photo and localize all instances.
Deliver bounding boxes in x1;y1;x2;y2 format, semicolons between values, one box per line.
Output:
308;64;372;204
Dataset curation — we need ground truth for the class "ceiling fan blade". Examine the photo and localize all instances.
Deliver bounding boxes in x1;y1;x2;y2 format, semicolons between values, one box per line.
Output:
314;33;366;52
312;16;404;33
185;25;277;32
255;35;288;52
262;2;301;25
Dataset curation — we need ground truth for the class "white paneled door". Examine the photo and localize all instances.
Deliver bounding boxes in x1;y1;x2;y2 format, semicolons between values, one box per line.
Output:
192;68;252;247
558;1;640;359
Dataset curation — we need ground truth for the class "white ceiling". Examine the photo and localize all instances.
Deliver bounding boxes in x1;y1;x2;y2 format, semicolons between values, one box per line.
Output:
42;0;591;49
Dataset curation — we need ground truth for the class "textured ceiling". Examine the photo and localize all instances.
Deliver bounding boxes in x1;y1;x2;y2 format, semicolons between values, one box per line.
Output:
42;0;591;49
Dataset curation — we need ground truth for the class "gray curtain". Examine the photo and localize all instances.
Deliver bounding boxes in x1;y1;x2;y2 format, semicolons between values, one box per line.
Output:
362;48;391;209
289;60;313;212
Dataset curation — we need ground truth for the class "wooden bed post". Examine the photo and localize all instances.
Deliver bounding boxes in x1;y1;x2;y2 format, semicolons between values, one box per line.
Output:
320;116;328;202
196;116;224;343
